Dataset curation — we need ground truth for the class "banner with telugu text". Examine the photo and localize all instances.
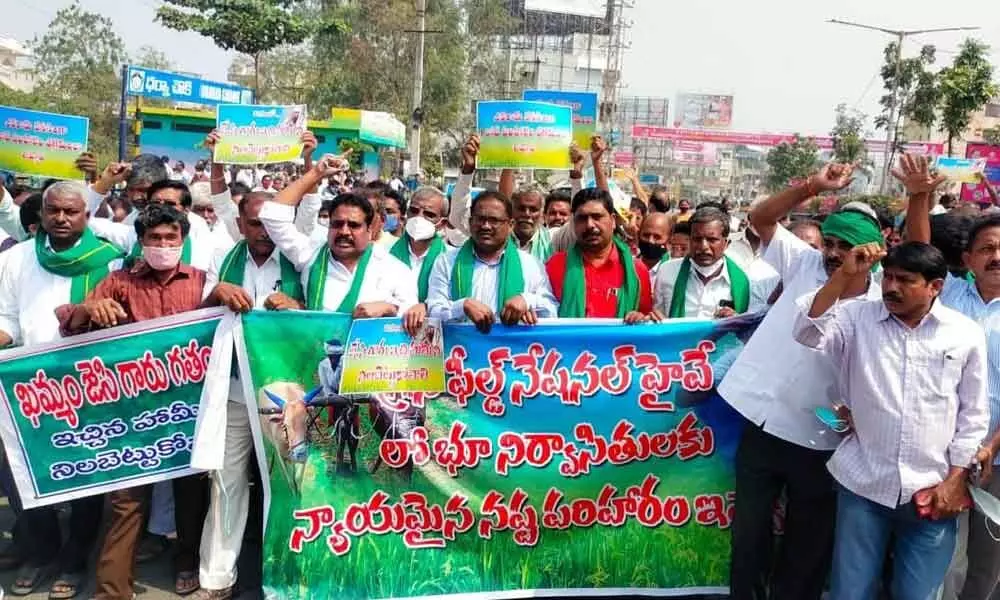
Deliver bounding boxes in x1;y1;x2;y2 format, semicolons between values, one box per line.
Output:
0;308;223;509
242;312;759;600
0;105;89;180
476;100;573;170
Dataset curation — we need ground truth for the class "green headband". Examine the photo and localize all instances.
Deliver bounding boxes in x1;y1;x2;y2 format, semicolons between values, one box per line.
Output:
821;210;883;248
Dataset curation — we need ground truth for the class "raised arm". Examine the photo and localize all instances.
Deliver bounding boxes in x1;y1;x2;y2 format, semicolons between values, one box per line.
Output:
626;168;649;207
750;162;856;245
259;154;348;270
590;135;609;193
894;153;947;245
499;169;516;198
449;134;479;238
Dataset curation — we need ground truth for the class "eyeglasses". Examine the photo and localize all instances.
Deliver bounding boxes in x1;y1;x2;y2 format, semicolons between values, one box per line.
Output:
470;215;509;228
330;219;366;231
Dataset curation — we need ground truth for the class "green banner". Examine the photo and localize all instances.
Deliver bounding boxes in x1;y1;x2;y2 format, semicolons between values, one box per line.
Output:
240;311;750;599
0;308;223;508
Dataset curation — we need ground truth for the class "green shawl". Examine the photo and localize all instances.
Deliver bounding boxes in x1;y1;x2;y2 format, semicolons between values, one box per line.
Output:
558;237;639;319
124;236;192;269
218;240;304;302
35;230;126;303
305;244;373;312
450;237;524;312
390;234;445;303
668;256;749;318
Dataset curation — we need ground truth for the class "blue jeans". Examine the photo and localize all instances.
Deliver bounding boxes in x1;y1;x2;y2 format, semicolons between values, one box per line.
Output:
830;486;958;600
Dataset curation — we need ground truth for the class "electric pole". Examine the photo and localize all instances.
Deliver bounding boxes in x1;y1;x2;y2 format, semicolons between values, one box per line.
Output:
408;0;427;177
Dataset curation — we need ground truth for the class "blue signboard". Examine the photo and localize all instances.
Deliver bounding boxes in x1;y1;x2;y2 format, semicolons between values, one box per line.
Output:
125;65;253;107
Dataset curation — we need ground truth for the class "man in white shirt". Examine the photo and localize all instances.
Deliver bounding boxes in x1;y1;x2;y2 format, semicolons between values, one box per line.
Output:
653;207;777;319
259;155;416;315
386;187;449;324
195;191;304;599
718;163;883;600
0;181;121;598
636;212;672;278
423;190;558;334
794;241;987;600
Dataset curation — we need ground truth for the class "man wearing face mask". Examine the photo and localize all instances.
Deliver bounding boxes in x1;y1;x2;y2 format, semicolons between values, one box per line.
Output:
389;187;449;335
57;203;210;599
260;155;416;316
637;212;672;277
717;163;884;600
424;190;558;333
653;208;777;319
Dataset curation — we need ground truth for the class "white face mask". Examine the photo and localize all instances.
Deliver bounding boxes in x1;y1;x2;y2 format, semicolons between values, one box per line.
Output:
317;217;330;228
405;216;437;241
691;258;725;277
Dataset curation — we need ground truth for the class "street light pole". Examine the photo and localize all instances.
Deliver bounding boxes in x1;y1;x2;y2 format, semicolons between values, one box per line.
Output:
827;19;980;193
408;0;427;177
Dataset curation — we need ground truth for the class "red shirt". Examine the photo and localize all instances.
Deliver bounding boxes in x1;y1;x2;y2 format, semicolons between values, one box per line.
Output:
546;245;653;318
58;262;207;334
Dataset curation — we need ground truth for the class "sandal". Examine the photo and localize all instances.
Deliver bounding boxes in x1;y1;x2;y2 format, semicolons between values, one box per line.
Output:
175;570;200;596
188;587;234;600
49;572;82;600
11;563;48;596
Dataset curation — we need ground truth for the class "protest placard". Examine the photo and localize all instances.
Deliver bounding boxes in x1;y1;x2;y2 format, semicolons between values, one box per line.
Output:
476;100;573;169
522;90;598;151
214;104;306;164
0;105;89;179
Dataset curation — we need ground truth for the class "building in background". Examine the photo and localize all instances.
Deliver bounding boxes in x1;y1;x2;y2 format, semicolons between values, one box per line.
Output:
0;37;35;92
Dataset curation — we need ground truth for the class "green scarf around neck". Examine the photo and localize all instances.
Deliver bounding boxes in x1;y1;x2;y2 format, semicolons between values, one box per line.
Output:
668;256;749;318
219;240;304;302
125;236;192;269
305;243;374;311
558;236;639;319
450;237;525;312
35;230;126;303
390;234;445;303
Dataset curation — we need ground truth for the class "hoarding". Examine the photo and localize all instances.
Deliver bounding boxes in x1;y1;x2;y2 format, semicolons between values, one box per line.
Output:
524;0;607;18
674;94;734;129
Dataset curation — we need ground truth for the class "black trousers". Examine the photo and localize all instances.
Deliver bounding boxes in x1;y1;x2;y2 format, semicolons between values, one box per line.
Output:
729;423;837;600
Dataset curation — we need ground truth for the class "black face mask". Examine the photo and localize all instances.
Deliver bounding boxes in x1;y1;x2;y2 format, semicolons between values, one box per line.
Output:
638;240;668;261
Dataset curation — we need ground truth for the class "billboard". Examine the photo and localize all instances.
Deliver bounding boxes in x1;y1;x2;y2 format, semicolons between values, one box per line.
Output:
674;94;734;129
524;0;607;18
125;65;253;107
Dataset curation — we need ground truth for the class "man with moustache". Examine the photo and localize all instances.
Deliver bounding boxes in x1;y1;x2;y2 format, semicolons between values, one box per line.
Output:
652;207;776;319
794;240;986;599
900;153;1000;600
718;163;886;600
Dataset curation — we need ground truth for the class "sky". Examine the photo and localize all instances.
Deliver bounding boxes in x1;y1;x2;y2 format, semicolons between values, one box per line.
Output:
6;0;1000;139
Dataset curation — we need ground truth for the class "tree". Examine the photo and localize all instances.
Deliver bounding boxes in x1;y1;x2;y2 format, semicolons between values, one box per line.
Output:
29;1;128;164
830;103;868;165
228;46;318;106
155;0;342;96
764;135;819;192
875;42;939;166
134;45;173;71
983;127;1000;146
939;39;999;156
